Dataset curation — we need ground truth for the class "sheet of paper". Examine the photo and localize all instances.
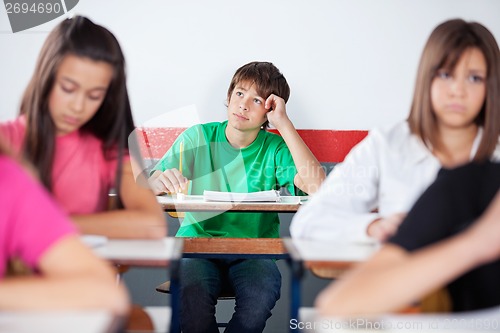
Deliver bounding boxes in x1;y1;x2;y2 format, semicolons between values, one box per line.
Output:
80;235;108;248
203;190;280;202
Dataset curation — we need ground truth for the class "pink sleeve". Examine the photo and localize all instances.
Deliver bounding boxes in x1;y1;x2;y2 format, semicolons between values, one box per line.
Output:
0;156;76;277
0;117;26;156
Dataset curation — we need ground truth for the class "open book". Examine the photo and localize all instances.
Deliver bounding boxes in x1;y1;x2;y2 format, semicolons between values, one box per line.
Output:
203;190;281;202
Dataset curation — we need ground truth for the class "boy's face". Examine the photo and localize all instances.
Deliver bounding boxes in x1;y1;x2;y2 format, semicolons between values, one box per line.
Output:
227;80;268;132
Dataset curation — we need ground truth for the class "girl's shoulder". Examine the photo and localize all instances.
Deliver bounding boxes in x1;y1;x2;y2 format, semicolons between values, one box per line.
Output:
363;121;429;159
366;121;419;149
0;155;38;197
369;121;411;142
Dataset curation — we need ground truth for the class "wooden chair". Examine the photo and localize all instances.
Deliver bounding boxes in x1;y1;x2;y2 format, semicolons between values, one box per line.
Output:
125;305;155;332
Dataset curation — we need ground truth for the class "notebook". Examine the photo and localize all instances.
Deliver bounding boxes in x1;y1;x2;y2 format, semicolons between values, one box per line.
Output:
203;190;281;202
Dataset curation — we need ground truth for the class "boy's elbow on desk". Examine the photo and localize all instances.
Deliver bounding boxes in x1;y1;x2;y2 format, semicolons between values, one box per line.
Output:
294;171;326;195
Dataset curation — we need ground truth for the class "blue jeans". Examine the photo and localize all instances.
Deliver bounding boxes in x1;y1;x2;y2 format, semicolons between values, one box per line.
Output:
179;258;281;333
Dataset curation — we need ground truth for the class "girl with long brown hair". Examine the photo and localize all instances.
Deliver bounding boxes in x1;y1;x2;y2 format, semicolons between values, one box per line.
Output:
291;19;500;243
0;16;165;239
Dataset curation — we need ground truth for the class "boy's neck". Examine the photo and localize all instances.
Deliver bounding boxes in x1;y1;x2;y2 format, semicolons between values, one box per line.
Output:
225;126;260;149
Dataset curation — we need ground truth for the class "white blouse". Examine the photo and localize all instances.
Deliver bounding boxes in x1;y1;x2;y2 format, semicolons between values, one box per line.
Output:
290;121;500;242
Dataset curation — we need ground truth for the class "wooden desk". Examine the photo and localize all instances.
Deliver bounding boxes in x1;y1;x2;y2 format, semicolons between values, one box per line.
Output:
283;238;380;332
92;237;183;267
182;237;288;260
0;310;118;333
157;194;306;213
284;238;379;270
92;237;183;333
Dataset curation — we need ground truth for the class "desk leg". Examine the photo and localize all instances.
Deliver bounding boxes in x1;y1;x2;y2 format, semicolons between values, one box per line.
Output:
289;259;304;333
169;260;181;333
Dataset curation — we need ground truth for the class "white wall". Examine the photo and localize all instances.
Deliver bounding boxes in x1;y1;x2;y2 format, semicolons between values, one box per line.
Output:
1;0;499;130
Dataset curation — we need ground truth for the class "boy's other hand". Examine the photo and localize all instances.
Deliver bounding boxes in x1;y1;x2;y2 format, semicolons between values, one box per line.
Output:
148;169;188;195
265;94;291;130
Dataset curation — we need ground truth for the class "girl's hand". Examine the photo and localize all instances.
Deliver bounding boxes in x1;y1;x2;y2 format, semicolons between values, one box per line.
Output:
148;169;188;195
367;213;407;242
265;94;292;130
466;191;500;264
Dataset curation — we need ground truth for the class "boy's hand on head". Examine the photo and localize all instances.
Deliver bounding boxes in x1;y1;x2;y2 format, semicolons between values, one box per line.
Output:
148;169;188;195
265;94;291;130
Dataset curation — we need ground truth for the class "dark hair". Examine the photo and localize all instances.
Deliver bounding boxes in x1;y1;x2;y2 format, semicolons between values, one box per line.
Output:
227;61;290;129
408;19;500;161
20;16;135;196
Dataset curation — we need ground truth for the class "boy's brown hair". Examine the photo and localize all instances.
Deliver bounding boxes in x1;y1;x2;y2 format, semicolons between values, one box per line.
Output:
227;61;290;129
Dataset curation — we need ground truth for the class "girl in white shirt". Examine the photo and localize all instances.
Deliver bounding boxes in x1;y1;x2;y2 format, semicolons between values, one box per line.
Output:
290;19;500;242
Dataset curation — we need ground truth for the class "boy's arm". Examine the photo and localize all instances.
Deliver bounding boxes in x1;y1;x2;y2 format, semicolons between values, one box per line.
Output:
265;94;326;194
316;191;500;316
0;235;130;314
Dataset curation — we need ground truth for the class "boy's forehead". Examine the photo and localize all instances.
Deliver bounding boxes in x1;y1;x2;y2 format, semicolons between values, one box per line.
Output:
235;80;253;90
235;80;264;97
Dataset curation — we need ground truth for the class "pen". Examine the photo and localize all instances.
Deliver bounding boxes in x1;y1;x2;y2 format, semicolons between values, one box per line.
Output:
178;141;184;193
141;127;155;169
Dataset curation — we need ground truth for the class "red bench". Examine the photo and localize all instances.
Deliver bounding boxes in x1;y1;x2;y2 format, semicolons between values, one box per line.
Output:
137;128;368;165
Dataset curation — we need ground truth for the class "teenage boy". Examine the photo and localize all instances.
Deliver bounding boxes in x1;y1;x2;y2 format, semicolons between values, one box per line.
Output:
149;61;325;333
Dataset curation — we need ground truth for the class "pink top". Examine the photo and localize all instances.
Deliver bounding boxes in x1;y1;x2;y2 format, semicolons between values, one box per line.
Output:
0;117;121;214
0;156;76;278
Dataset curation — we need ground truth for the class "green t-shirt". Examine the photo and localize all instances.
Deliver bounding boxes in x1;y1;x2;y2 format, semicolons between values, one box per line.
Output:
152;121;302;238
